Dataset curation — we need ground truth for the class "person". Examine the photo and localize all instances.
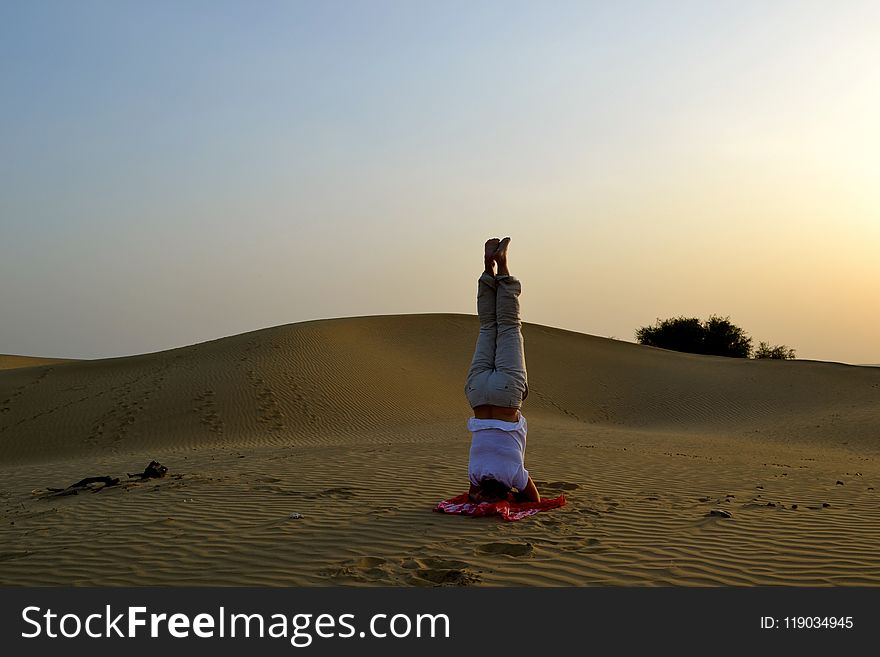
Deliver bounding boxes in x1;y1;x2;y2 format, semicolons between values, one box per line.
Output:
464;237;541;504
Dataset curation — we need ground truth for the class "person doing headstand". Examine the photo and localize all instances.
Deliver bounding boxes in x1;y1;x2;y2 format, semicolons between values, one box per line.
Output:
464;237;541;504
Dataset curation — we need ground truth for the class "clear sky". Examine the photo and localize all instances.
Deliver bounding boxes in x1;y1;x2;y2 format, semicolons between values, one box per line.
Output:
2;1;878;363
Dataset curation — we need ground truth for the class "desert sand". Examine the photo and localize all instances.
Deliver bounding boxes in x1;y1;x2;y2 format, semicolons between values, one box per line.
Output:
1;314;879;586
0;354;77;371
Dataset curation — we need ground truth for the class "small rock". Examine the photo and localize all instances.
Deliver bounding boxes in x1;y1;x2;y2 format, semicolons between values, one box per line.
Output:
288;512;304;520
791;504;798;509
836;480;844;485
822;503;831;508
708;509;732;518
767;502;776;507
756;485;763;489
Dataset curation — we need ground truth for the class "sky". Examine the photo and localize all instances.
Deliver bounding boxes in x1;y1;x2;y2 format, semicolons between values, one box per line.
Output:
1;0;878;363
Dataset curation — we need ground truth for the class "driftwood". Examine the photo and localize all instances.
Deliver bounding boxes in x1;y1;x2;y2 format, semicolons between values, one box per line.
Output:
42;461;168;498
47;476;120;492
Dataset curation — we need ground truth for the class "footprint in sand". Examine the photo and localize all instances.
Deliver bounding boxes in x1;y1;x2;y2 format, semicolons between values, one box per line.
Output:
193;390;224;434
476;542;533;557
322;557;391;583
403;557;480;586
355;556;387;568
327;556;479;586
408;568;479;586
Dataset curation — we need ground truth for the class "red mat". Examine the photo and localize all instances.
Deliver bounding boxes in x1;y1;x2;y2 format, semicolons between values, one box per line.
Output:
434;493;566;521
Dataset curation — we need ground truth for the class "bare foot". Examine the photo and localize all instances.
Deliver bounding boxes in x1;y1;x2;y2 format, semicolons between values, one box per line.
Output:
493;237;511;275
493;236;511;262
484;238;500;274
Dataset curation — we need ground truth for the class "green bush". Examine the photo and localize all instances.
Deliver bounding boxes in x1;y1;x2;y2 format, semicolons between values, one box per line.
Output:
636;315;795;360
702;315;752;358
636;315;769;359
753;342;796;360
636;315;751;357
635;316;706;354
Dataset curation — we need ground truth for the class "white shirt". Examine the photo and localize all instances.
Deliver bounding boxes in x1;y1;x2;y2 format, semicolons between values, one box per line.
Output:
467;414;529;491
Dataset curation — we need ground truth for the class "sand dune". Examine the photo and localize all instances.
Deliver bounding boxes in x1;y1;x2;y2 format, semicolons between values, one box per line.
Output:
1;314;879;585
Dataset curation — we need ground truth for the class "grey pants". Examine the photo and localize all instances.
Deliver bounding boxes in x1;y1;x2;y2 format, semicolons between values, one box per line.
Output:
464;272;529;409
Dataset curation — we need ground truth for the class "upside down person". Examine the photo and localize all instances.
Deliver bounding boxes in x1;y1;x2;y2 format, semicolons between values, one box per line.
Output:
464;237;541;504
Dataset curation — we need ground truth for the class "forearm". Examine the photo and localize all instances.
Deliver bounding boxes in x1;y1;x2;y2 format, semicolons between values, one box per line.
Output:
521;475;540;503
